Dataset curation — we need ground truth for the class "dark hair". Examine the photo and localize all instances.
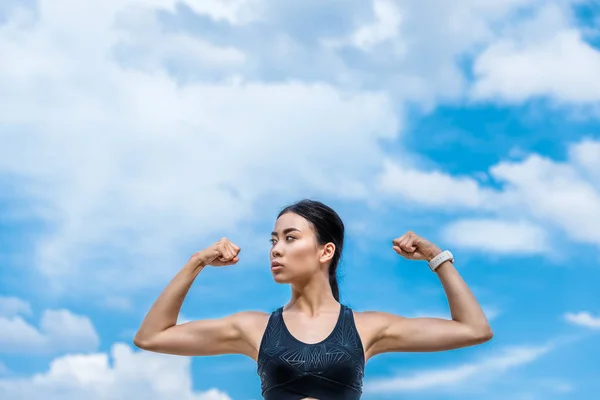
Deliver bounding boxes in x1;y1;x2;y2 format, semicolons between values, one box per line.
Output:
277;199;345;302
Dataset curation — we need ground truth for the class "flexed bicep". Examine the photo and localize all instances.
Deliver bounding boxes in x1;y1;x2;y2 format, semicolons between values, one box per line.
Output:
134;311;264;358
366;312;493;357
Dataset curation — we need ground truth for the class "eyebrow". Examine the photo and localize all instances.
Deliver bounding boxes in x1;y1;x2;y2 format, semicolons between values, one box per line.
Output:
271;227;301;236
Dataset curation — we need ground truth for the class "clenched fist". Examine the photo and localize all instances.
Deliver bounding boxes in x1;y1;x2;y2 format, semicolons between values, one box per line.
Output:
193;238;241;267
392;231;442;262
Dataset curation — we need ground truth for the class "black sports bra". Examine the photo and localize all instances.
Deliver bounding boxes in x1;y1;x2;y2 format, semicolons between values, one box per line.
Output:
256;304;365;399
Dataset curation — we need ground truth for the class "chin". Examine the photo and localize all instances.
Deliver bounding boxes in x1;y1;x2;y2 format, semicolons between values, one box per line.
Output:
271;272;291;284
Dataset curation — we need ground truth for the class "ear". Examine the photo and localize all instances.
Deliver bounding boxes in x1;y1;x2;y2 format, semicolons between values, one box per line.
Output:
319;242;335;264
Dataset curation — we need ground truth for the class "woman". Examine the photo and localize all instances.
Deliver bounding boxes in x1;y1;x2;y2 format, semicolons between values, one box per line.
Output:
134;199;493;399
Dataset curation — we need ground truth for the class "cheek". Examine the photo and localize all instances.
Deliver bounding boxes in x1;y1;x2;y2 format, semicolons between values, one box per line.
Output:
288;241;319;265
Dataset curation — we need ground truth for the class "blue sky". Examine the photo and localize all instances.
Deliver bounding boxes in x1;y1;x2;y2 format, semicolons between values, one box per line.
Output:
1;0;599;399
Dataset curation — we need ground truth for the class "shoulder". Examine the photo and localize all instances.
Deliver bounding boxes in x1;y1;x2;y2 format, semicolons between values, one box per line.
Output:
353;310;404;322
352;310;410;358
229;310;271;338
352;310;406;335
230;310;270;328
228;311;272;359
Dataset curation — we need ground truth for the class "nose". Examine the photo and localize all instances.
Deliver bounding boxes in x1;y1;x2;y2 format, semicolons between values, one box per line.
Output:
271;243;282;259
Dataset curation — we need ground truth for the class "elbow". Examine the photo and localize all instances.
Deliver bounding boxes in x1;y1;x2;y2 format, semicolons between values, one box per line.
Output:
133;334;153;350
132;335;146;349
473;325;494;344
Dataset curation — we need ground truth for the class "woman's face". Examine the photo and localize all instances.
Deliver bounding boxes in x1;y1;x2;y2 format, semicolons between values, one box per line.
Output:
270;212;325;283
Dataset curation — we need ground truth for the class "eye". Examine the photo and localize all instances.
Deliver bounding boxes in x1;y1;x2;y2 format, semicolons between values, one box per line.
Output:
286;236;296;242
269;238;276;245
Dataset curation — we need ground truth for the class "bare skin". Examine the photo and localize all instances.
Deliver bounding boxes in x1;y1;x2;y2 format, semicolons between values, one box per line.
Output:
134;213;493;399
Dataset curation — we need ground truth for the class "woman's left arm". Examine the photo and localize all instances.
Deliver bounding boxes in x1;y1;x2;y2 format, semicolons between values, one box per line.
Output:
366;232;493;357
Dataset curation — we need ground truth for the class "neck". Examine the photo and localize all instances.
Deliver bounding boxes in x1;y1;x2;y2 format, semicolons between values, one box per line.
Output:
287;271;339;316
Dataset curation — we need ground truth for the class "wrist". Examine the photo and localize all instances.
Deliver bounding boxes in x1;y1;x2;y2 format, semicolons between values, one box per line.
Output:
187;253;208;271
182;263;205;279
427;250;454;272
426;248;443;262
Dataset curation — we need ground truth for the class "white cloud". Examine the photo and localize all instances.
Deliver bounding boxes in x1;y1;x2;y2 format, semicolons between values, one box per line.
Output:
113;6;247;75
564;311;600;329
0;306;99;354
471;4;600;103
569;138;600;182
490;150;600;246
171;0;264;25
0;316;47;351
376;159;495;209
0;343;231;400
0;0;596;303
377;139;600;251
364;344;551;393
352;0;402;49
0;0;399;296
441;219;550;254
323;0;559;107
325;0;404;51
0;297;32;317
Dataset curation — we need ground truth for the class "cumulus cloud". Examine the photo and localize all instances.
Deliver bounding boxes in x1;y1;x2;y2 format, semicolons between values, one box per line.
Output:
0;0;595;301
564;311;600;329
171;0;264;25
378;139;600;252
441;219;550;254
471;3;600;104
0;297;32;318
569;138;600;182
0;343;230;400
0;299;99;354
376;159;496;209
364;344;551;393
351;0;403;50
115;17;246;74
320;0;554;106
0;0;399;296
160;0;576;106
323;0;403;51
490;149;600;246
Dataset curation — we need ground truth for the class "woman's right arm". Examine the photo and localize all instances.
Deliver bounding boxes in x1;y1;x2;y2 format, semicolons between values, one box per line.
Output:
133;238;263;358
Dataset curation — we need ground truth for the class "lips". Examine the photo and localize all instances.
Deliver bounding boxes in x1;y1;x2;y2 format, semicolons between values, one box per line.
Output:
271;261;283;268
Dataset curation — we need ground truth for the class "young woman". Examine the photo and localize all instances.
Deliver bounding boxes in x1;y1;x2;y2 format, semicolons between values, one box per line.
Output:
134;199;493;399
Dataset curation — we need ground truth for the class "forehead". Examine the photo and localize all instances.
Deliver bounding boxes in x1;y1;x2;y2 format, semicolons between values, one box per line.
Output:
273;212;311;231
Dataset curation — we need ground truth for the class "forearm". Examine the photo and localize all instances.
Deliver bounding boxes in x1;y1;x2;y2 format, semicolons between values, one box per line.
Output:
134;256;205;343
435;261;491;334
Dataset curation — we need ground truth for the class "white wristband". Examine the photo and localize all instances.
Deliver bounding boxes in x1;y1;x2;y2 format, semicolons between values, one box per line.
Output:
428;250;454;272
